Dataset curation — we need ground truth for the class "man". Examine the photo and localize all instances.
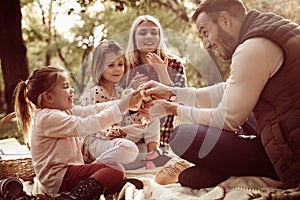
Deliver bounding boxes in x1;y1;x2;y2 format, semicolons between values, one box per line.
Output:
141;0;300;189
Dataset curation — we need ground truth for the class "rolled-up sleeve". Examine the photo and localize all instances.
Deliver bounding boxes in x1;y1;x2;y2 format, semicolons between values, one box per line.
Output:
175;38;283;131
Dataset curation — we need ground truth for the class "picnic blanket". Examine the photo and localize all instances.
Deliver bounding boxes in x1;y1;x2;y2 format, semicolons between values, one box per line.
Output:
22;144;300;200
114;169;300;200
23;163;300;200
2;118;298;199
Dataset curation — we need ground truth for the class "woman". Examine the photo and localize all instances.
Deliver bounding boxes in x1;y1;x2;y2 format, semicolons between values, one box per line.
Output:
125;15;187;149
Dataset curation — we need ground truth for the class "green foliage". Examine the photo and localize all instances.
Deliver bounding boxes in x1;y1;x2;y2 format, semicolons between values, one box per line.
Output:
244;0;300;24
1;0;300;116
0;0;299;152
0;120;24;145
17;0;300;95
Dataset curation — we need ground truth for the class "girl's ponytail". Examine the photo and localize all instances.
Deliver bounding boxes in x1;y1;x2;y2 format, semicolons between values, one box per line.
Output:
13;80;35;145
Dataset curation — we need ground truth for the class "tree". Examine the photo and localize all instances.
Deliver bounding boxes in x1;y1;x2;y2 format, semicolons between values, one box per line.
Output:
9;0;299;108
0;0;29;114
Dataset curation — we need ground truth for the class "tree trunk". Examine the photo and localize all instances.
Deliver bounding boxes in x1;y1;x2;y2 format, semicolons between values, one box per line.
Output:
0;0;29;114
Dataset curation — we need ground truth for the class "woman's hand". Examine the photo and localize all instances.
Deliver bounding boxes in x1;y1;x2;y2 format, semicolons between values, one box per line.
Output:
146;52;168;73
146;53;173;86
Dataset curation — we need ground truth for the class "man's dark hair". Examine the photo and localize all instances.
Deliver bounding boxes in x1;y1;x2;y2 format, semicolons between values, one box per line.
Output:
192;0;247;23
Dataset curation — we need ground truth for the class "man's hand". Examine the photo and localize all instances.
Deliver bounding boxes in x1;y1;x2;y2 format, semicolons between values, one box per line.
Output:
139;80;172;100
140;99;178;120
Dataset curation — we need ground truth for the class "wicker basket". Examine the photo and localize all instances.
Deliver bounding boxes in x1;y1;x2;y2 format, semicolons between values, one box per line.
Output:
0;112;16;126
0;112;35;182
0;157;35;182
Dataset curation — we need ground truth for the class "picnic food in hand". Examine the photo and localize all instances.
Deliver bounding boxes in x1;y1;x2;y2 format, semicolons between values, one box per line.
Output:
123;88;152;111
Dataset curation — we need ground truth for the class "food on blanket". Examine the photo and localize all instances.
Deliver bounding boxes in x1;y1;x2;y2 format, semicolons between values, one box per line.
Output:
154;157;193;185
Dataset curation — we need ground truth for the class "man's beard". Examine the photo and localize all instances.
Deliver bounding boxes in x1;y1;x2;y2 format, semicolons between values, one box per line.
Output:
216;25;235;61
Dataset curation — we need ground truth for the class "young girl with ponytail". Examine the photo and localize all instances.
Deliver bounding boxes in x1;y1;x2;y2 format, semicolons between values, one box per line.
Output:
13;65;143;199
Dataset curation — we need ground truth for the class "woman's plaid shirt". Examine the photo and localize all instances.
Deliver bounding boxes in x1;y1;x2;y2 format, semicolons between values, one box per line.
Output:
126;57;187;146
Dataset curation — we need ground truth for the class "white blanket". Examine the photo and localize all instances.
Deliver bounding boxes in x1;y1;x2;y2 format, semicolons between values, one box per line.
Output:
23;169;300;200
108;169;300;200
22;144;298;200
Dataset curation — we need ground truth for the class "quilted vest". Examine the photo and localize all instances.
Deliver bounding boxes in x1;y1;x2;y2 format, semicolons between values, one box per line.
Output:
238;10;300;188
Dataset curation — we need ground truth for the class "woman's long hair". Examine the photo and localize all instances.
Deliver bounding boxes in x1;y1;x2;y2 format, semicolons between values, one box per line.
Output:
126;15;168;68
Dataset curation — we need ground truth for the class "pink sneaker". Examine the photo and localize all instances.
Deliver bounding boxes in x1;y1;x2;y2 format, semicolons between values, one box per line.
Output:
145;149;172;169
154;157;193;185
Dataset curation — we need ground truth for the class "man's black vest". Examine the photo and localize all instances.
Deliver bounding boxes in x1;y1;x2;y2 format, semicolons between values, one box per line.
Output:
238;10;300;188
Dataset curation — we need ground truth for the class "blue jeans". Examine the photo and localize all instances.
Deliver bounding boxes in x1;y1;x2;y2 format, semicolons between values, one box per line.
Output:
169;124;279;188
